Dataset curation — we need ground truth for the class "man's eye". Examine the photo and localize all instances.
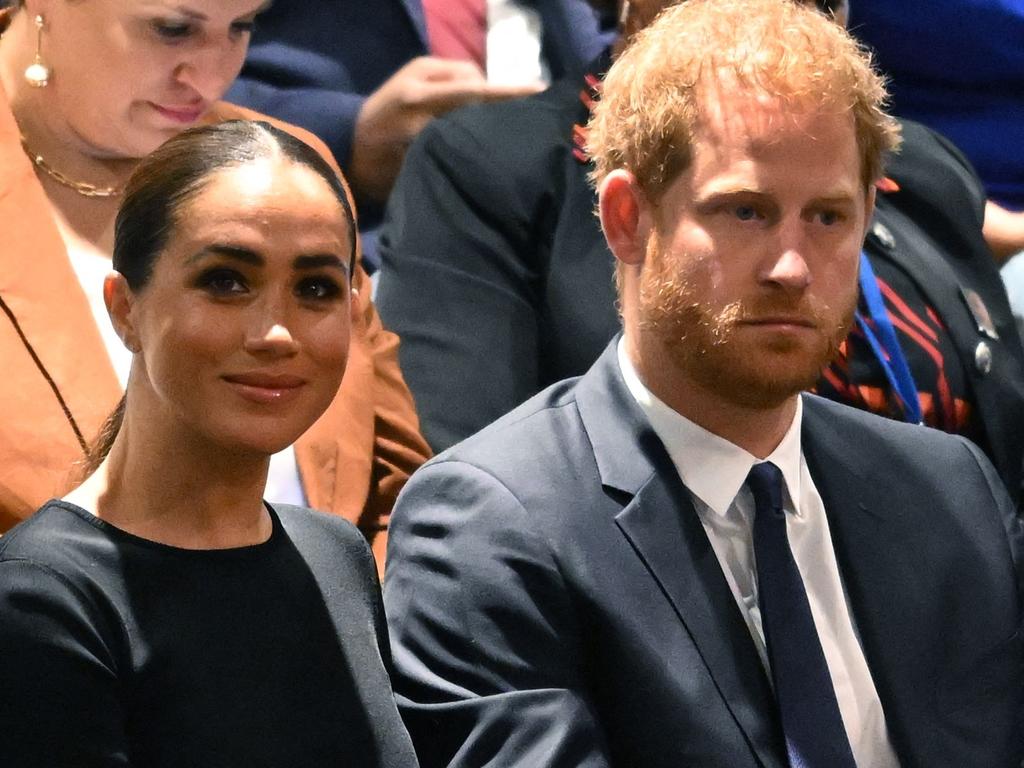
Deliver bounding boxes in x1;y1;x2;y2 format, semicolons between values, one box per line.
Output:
735;205;761;221
296;277;342;301
818;210;842;226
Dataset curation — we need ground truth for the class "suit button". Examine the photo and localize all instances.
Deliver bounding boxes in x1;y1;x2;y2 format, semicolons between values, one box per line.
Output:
975;341;993;375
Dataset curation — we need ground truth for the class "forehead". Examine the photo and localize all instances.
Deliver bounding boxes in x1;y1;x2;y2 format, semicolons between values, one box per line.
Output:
102;0;269;21
174;158;350;243
189;158;341;212
689;88;860;182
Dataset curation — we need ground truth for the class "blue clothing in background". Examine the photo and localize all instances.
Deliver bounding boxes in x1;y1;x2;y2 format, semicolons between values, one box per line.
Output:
850;0;1024;210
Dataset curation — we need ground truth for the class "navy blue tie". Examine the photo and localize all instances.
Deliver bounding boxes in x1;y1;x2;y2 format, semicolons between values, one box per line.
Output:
747;462;857;768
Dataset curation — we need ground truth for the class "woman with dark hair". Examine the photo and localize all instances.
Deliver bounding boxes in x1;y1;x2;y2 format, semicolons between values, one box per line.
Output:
0;120;418;767
0;0;430;568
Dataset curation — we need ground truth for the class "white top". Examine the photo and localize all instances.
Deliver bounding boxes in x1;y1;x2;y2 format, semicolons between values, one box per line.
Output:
617;339;899;768
68;246;306;507
486;0;548;85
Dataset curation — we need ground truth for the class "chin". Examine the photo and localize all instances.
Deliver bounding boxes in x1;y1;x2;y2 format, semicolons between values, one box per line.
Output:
686;340;834;410
204;420;309;459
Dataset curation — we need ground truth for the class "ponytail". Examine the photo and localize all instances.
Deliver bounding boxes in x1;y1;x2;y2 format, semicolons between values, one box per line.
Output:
77;396;127;479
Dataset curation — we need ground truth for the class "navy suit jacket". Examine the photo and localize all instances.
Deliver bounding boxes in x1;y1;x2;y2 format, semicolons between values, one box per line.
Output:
384;340;1024;767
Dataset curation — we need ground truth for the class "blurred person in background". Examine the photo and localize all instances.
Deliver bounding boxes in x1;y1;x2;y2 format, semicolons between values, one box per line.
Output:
848;0;1024;326
226;0;613;268
0;0;430;569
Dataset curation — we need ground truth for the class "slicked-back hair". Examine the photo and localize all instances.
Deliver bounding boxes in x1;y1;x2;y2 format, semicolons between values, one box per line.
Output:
114;120;358;292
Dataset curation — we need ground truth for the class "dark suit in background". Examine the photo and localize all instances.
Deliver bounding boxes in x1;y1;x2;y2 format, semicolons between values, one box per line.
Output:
227;0;611;254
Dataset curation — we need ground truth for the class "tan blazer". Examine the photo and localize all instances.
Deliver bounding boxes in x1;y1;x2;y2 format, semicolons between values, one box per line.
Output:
0;88;431;568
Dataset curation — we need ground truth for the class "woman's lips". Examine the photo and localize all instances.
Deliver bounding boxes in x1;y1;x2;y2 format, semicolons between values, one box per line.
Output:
151;102;205;124
222;374;307;405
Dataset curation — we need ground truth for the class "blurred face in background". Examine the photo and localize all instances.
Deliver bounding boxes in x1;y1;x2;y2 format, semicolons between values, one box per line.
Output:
28;0;265;158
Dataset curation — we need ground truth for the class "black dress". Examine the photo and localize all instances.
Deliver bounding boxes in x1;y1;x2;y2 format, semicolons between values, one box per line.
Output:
0;500;418;767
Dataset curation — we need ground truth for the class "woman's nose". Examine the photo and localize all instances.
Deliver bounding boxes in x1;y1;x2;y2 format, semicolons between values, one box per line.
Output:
173;43;245;103
244;321;299;358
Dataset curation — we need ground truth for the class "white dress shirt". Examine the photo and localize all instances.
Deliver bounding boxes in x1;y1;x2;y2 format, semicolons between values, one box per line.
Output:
486;0;549;85
617;339;900;768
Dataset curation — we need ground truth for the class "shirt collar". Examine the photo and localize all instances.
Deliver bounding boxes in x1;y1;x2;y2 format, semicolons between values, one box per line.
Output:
617;338;805;516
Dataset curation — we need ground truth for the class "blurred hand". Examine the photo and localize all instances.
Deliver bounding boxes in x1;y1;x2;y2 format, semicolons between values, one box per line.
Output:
984;200;1024;263
349;56;542;204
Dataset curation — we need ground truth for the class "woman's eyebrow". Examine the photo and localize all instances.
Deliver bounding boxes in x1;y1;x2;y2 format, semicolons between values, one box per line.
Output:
293;254;347;271
187;244;264;266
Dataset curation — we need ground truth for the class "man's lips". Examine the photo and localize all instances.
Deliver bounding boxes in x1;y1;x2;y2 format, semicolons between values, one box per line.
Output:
222;373;307;404
739;315;817;329
150;102;206;124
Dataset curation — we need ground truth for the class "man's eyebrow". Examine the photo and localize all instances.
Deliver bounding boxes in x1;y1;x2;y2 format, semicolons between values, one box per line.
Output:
691;187;769;205
187;244;264;266
293;254;348;272
809;194;858;206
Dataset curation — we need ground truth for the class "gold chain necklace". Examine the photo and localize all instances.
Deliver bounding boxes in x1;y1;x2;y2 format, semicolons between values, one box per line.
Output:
20;137;125;198
1;21;124;199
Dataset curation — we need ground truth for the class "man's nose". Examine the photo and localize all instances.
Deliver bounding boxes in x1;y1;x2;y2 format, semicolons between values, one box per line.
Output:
766;250;811;289
764;224;812;291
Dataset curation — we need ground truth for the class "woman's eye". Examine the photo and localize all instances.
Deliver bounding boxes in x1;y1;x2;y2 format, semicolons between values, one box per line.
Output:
151;20;194;40
296;277;342;301
198;269;247;295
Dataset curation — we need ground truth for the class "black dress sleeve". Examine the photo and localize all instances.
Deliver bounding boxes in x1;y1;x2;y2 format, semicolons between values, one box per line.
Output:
0;559;130;767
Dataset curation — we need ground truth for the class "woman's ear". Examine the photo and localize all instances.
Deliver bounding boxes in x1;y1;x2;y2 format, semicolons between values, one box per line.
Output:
598;170;650;267
103;271;140;353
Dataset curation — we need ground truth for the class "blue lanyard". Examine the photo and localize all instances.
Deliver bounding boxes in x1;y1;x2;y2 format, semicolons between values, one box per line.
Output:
854;252;923;424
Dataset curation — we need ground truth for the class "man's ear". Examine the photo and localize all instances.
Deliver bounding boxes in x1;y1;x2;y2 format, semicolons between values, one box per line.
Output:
599;170;649;267
103;272;140;354
865;184;877;224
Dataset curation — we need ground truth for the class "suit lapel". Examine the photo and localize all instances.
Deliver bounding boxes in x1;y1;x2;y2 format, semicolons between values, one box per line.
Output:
577;342;784;768
801;396;930;765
